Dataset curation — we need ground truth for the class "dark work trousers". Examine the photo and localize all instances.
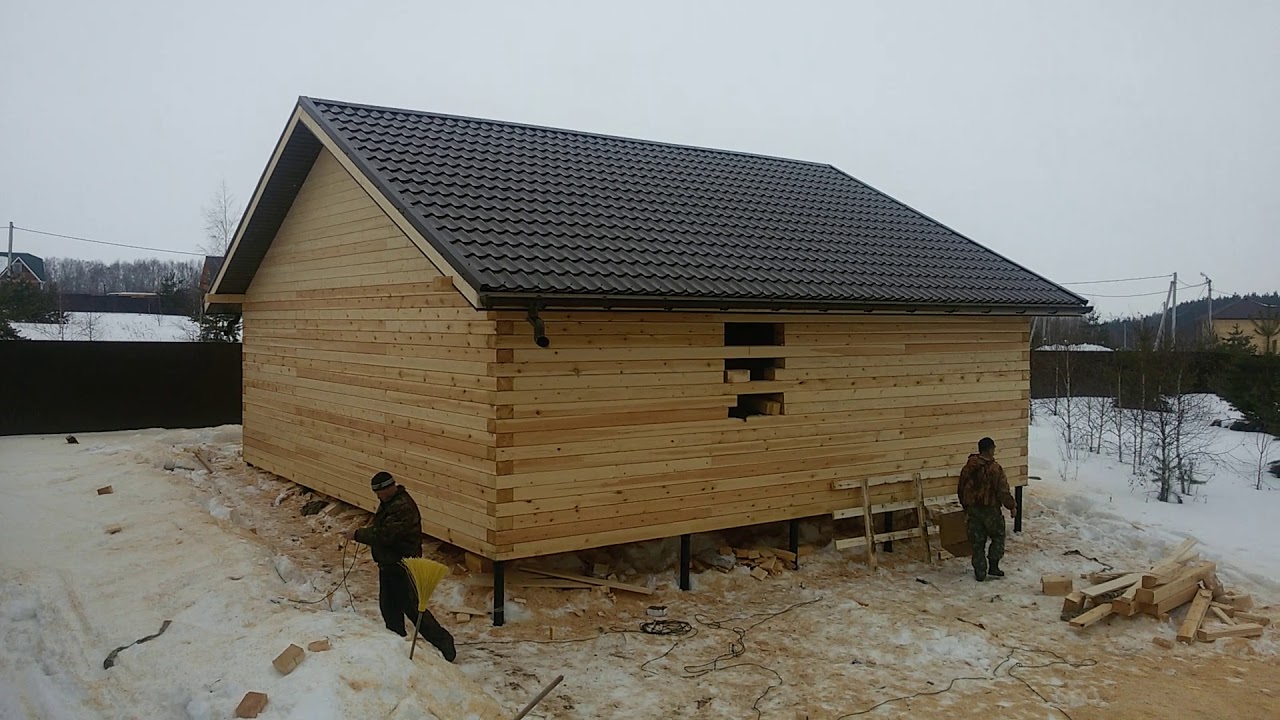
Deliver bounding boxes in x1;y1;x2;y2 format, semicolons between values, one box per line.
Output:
378;563;457;661
965;506;1006;577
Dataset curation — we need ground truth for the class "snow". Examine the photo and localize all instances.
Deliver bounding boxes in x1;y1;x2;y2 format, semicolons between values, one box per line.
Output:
3;398;1278;718
13;312;195;341
1030;396;1280;588
0;429;503;720
1035;343;1113;352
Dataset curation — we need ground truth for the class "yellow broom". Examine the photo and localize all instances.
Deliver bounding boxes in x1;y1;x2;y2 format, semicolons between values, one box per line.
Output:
402;557;449;659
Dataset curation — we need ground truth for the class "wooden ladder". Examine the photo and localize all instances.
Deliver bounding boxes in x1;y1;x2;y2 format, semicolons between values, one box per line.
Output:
831;471;956;568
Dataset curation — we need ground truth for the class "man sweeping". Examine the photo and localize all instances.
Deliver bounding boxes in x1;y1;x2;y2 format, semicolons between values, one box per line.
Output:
345;471;456;661
958;437;1017;582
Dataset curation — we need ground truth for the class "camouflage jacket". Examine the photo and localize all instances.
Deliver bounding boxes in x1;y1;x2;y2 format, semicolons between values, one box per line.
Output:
957;454;1016;511
354;485;423;566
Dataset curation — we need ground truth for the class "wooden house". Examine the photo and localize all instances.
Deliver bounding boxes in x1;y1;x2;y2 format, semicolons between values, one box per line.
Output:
2;252;48;287
1212;298;1280;354
208;98;1087;620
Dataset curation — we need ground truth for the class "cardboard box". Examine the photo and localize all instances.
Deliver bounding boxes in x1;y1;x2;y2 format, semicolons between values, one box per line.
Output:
935;510;972;557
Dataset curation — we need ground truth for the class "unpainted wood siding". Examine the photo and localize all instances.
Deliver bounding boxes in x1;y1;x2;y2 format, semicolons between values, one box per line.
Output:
240;147;500;555
490;312;1031;559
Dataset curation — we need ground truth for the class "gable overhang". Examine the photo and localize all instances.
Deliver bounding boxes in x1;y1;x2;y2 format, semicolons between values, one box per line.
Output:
206;101;483;314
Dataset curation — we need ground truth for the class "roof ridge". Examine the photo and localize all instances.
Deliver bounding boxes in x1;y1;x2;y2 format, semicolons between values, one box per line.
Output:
301;96;834;170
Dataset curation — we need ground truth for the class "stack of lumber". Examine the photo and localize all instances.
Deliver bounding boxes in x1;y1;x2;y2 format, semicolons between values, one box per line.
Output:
709;546;802;580
1054;539;1268;644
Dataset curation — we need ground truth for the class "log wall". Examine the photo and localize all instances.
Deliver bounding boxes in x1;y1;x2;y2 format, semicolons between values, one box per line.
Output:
238;149;1033;562
240;147;500;555
491;312;1031;559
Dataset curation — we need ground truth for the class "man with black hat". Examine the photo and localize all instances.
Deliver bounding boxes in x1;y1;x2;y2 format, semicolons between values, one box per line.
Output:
345;471;456;661
957;437;1017;582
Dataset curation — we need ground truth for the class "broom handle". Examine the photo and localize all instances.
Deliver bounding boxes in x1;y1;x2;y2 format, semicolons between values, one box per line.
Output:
512;675;564;720
408;611;425;659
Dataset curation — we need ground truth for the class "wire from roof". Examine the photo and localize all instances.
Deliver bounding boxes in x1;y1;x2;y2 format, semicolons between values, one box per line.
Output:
1060;274;1172;286
13;226;205;257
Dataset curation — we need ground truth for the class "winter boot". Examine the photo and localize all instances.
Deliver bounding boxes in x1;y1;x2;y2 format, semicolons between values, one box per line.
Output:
973;568;986;582
987;560;1005;578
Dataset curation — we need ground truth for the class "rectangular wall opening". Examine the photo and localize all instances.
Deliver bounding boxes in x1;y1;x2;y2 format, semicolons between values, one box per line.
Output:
725;322;784;346
730;392;785;419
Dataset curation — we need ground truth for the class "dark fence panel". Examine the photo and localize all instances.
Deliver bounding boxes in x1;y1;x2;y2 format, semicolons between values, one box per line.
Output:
1031;350;1219;401
0;342;241;435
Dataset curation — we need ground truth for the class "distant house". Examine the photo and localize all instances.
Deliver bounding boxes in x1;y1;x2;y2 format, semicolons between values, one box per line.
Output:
1214;298;1280;353
1;252;48;287
198;256;224;294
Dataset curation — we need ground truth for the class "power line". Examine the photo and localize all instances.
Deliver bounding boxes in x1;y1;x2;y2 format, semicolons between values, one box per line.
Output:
1060;274;1171;286
1073;289;1171;298
13;225;205;257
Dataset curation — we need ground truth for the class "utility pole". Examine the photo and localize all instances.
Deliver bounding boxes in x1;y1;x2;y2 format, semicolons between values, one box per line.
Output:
6;221;12;274
1170;272;1178;349
1201;272;1213;339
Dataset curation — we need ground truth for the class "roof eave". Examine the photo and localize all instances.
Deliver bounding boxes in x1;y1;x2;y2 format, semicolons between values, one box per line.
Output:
478;291;1090;316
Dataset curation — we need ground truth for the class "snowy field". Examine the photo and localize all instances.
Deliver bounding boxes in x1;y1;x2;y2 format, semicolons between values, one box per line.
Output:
2;398;1278;719
13;313;195;341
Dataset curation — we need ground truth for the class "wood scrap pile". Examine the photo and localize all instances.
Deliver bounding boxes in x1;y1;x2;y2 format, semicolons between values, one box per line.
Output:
1054;538;1268;643
705;546;808;580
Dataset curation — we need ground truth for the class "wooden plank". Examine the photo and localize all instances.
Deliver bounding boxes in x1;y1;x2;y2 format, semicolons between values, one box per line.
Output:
861;477;876;569
833;468;957;491
464;572;593;589
1196;623;1265;642
1210;606;1236;625
519;567;654;595
913;472;933;565
1113;584;1141;617
1134;562;1215;604
1080;573;1143;599
1137;583;1203;617
1176;589;1213;643
834;526;939;550
1070;602;1115;629
1232;612;1271;627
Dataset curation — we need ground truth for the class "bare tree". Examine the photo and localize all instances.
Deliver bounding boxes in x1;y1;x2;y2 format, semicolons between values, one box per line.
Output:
74;311;104;341
1141;364;1221;503
1249;432;1279;490
202;181;242;256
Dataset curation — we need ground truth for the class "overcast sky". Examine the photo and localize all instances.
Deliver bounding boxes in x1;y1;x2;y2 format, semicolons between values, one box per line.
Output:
2;1;1276;316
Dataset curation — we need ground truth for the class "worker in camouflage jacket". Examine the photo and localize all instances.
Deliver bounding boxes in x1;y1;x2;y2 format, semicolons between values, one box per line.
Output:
346;471;456;661
957;437;1017;582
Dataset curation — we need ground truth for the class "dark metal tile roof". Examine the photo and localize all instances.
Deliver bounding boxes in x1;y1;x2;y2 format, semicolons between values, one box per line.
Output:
1215;298;1279;320
3;252;47;283
297;97;1085;311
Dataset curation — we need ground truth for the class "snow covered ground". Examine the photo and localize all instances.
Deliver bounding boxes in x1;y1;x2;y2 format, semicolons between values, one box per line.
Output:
2;399;1278;719
0;429;502;720
14;313;195;341
1030;396;1280;586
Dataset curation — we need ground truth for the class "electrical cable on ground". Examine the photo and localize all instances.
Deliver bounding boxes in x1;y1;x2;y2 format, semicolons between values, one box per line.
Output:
458;597;823;719
835;643;1097;719
284;538;366;610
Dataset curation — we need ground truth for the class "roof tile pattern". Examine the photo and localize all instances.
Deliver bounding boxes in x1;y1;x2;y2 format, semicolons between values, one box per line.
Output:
306;99;1084;309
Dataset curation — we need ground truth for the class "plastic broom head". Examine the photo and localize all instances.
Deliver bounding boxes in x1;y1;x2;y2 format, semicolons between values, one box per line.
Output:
403;558;449;612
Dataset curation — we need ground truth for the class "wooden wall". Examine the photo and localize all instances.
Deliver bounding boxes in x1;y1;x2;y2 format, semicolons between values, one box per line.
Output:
239;148;501;555
490;312;1031;559
238;148;1033;562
